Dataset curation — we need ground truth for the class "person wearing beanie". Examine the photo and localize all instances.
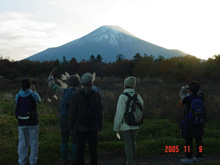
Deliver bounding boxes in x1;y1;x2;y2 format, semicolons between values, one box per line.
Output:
124;76;136;88
15;78;41;165
48;67;80;165
68;72;103;165
113;76;144;165
179;81;206;164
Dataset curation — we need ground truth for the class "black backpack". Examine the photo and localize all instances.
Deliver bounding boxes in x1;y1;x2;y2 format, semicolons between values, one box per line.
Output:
77;90;98;127
15;93;37;121
123;93;143;126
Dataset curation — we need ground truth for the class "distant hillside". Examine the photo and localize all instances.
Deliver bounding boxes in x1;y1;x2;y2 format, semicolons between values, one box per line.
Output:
26;25;186;62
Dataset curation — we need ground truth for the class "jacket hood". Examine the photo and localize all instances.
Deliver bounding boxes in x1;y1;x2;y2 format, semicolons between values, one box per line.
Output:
18;89;33;97
123;88;135;94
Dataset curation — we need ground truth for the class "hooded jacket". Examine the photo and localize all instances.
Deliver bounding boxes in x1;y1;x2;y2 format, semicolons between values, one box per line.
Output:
113;88;144;132
15;89;41;126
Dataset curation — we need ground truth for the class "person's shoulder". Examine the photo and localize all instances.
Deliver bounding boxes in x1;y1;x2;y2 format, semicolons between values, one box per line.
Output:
135;93;142;98
182;95;191;104
73;90;81;96
32;92;40;98
92;86;101;91
199;92;204;97
198;92;204;101
118;93;128;101
92;90;102;99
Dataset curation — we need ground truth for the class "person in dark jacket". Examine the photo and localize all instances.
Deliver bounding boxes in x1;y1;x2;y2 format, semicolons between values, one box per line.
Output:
48;67;80;165
179;81;205;164
68;72;103;165
15;78;41;165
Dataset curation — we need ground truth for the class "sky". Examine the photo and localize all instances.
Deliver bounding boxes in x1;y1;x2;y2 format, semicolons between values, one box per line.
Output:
0;0;220;61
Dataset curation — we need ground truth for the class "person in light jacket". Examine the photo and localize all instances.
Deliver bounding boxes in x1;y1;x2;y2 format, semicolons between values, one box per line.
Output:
15;78;41;165
113;76;144;165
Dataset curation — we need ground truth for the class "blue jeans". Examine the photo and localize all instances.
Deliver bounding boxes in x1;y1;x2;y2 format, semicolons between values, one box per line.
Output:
18;125;39;165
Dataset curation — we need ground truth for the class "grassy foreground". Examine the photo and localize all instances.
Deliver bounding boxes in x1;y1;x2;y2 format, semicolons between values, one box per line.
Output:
0;92;220;164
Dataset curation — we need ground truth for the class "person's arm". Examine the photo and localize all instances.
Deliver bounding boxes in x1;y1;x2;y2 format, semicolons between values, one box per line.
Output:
138;94;144;108
15;94;19;104
68;92;78;134
48;67;65;100
97;93;103;132
32;93;41;104
200;93;204;102
113;95;126;132
182;97;191;114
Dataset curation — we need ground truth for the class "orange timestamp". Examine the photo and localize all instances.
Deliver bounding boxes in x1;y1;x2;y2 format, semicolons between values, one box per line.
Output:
164;146;203;153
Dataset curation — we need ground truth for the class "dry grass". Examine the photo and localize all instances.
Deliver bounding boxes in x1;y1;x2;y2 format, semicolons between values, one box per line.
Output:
1;76;220;122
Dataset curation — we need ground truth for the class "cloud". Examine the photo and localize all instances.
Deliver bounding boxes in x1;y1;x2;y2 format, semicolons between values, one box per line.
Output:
0;11;71;60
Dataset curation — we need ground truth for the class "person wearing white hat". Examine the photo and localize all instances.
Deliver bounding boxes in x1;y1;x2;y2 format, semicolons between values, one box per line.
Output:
114;76;144;165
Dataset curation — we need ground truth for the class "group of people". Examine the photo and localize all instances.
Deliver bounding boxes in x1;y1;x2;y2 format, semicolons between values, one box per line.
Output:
15;67;206;165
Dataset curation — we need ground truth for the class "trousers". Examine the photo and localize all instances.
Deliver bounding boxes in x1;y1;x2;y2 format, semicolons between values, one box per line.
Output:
60;116;77;162
185;124;204;158
121;130;138;165
18;125;39;165
76;131;98;165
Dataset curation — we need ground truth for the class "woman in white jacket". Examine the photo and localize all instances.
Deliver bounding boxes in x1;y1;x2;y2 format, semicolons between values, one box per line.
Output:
113;76;144;165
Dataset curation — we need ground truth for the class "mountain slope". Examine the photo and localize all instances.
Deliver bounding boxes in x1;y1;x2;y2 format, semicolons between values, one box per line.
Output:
26;25;186;62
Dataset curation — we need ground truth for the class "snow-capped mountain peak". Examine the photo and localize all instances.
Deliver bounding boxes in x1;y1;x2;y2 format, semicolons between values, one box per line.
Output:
26;25;186;62
78;25;136;46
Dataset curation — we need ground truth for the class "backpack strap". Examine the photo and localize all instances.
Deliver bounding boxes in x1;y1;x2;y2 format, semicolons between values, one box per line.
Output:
123;93;138;113
79;89;95;108
123;92;131;98
17;92;33;104
123;93;138;99
122;93;142;126
188;94;202;100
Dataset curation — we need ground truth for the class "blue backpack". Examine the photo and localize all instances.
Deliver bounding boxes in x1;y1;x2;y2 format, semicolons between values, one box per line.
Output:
188;94;206;125
15;93;37;120
60;88;77;116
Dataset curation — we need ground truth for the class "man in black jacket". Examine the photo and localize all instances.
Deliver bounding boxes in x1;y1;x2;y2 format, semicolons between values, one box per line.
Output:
68;72;103;165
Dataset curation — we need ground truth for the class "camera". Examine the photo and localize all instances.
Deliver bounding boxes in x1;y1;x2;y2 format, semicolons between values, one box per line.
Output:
179;85;189;99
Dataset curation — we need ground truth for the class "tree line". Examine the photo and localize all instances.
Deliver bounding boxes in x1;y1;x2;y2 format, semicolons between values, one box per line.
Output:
1;53;220;81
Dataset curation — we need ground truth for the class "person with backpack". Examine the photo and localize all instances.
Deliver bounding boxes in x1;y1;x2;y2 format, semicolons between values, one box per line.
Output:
68;72;103;165
179;81;206;164
113;76;144;165
15;78;41;165
48;67;80;165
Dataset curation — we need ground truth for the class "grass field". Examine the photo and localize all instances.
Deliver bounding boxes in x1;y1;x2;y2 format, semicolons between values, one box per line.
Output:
0;77;220;164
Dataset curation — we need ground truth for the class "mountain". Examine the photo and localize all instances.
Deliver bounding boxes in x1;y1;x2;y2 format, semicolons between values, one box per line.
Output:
26;25;186;62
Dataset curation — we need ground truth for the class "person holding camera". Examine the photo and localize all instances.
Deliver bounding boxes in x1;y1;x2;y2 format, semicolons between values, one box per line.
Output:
179;81;206;164
48;67;80;165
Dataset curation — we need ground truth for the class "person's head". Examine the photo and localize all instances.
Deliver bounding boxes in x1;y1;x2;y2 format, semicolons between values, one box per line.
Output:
21;78;31;90
80;72;94;87
67;74;80;87
189;81;200;94
124;76;136;89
